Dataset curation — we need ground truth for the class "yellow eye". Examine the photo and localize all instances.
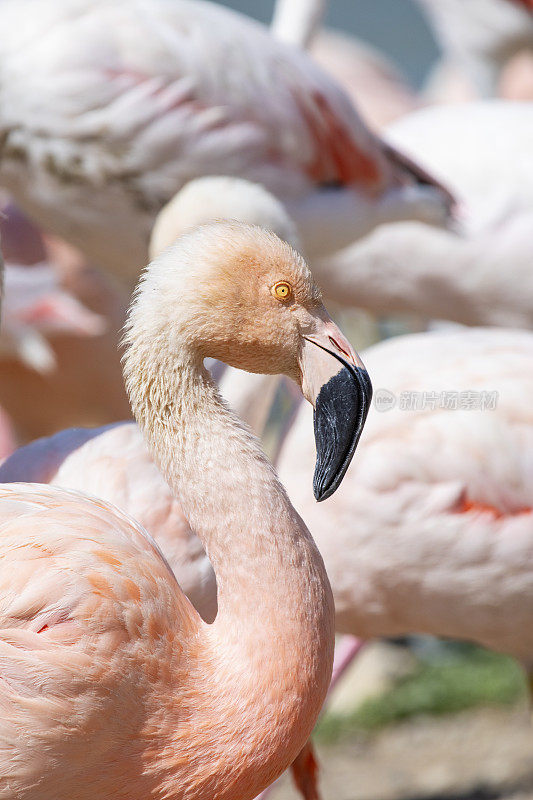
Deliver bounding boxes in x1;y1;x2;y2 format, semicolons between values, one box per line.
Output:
272;281;292;301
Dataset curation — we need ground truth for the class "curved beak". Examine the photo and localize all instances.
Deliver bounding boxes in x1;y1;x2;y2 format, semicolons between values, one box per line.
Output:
299;311;372;502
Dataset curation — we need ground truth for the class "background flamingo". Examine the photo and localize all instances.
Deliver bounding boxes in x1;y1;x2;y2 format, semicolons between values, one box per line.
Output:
0;0;453;287
0;204;130;441
415;0;533;98
314;100;533;327
253;324;533;799
277;327;533;663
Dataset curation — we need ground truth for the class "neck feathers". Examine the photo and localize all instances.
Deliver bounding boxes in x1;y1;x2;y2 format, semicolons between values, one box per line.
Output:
123;276;334;798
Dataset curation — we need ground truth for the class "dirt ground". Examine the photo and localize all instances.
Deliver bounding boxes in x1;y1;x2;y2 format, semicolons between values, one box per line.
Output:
270;706;533;800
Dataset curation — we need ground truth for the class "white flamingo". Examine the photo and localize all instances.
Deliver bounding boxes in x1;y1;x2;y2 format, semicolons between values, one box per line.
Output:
278;327;533;666
416;0;533;98
315;100;533;327
0;0;453;286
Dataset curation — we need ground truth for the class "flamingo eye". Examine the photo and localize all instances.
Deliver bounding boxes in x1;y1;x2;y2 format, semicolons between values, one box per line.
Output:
271;281;292;301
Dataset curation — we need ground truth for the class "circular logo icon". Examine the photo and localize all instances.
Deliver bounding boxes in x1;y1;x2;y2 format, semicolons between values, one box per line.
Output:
374;388;396;412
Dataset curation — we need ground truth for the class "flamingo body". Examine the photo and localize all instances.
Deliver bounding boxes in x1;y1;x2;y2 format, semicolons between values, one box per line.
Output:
416;0;533;97
0;422;216;622
0;483;197;800
278;328;533;663
316;101;533;327
0;0;452;283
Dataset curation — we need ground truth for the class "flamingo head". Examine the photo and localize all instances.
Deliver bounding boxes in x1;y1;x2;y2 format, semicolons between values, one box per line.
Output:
149;177;301;259
127;221;372;499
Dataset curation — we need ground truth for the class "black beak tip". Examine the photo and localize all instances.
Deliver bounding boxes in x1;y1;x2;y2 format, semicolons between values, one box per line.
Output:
313;366;372;502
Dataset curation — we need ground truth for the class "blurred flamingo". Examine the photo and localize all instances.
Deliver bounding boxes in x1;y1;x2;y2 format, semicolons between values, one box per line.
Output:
0;203;130;440
315;100;533;328
0;0;453;287
278;327;533;665
417;0;533;99
259;324;533;798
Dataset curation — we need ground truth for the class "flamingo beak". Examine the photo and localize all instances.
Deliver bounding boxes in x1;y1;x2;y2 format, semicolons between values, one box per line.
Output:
299;312;372;502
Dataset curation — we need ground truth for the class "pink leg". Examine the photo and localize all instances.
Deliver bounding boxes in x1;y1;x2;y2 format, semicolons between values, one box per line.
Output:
290;741;320;800
329;635;366;696
254;636;366;800
254;744;319;800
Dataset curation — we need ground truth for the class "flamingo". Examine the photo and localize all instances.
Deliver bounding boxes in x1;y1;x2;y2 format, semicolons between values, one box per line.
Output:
0;177;325;799
315;100;533;328
310;31;420;131
277;326;533;663
416;0;533;98
0;177;302;626
0;0;453;287
270;0;326;49
0;219;372;799
0;204;131;440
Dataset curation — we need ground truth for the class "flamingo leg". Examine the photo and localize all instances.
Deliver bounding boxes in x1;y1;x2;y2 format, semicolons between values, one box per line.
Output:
527;669;533;720
290;741;320;800
329;635;366;695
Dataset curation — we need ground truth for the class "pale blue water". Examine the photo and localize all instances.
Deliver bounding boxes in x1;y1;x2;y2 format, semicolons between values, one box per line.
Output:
217;0;439;88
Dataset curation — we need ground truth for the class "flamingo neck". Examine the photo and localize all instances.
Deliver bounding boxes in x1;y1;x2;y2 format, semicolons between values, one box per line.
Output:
126;342;334;797
270;0;326;49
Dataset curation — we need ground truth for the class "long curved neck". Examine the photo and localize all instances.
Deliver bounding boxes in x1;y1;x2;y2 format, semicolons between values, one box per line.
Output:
135;348;331;630
126;334;334;795
271;0;326;49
